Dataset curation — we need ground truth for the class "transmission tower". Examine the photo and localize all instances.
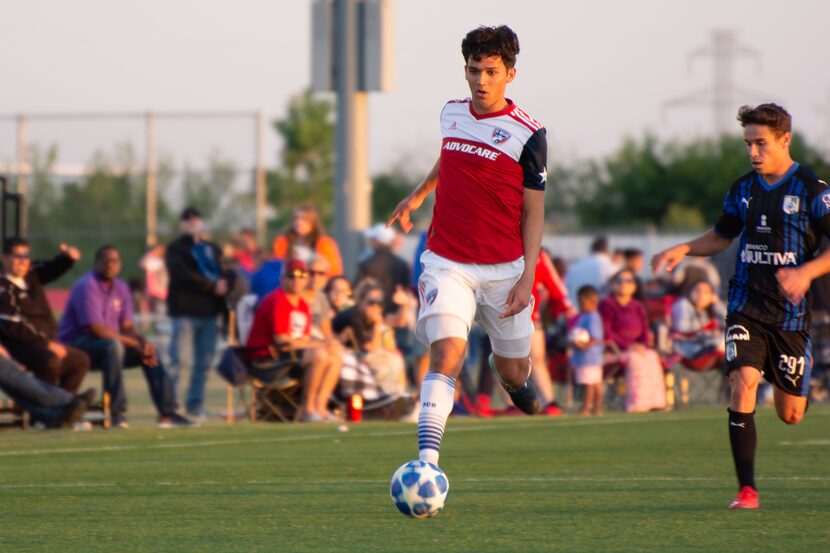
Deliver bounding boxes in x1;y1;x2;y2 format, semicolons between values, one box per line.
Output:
664;29;762;135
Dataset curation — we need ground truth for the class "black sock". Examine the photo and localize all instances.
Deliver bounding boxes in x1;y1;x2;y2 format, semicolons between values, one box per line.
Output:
728;408;757;490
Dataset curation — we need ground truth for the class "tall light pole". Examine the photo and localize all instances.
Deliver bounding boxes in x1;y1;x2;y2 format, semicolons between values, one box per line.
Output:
313;0;393;276
333;0;371;275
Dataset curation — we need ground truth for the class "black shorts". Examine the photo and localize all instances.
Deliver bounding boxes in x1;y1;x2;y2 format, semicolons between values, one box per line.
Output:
724;313;812;397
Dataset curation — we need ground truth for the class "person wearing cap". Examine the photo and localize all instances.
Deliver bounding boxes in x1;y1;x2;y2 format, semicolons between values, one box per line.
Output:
356;223;411;309
165;207;229;418
0;237;91;395
356;224;416;360
245;259;341;422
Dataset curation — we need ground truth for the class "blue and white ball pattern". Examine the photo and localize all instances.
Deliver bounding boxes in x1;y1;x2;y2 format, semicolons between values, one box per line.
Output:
390;460;449;518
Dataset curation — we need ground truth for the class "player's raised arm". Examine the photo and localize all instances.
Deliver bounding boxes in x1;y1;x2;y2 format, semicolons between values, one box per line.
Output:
387;158;440;234
650;229;733;275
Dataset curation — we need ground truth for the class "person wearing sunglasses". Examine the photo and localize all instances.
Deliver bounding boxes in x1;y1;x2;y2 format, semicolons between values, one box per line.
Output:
332;279;409;407
246;258;340;422
0;237;91;396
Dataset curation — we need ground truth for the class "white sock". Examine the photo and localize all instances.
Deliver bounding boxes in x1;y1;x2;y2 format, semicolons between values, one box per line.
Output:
417;372;456;466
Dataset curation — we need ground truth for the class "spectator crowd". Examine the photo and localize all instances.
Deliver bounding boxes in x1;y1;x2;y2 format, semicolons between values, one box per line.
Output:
0;202;734;430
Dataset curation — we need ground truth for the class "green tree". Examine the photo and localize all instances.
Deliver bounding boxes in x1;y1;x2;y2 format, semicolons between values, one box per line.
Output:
558;132;830;230
267;90;335;233
26;143;173;284
178;152;254;239
371;170;426;225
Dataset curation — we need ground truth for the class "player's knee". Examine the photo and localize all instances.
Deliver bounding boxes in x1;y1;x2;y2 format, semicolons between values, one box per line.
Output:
496;357;529;388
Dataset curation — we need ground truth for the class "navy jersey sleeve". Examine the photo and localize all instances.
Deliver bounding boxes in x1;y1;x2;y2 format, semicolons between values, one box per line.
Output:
518;128;547;191
808;178;830;238
713;181;744;239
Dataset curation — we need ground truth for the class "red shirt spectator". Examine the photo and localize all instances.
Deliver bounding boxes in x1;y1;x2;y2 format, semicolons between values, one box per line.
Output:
246;288;311;359
532;249;571;322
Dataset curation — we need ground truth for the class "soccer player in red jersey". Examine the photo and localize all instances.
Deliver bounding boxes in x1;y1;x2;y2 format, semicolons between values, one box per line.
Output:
388;25;547;467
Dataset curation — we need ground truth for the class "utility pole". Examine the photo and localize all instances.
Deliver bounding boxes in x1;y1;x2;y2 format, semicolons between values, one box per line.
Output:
255;111;267;247
333;0;371;275
313;0;393;276
16;115;27;235
664;30;761;135
145;112;158;247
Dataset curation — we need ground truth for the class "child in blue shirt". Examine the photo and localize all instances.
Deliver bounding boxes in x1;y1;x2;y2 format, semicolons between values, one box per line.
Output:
570;285;604;415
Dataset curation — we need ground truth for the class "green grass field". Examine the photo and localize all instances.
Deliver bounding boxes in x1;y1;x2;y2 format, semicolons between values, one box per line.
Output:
2;373;829;553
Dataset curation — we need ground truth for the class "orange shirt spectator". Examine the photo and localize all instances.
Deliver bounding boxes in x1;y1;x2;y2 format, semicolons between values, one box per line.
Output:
272;204;343;276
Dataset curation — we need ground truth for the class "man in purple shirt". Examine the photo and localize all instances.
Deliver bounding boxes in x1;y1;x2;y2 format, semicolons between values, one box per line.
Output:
58;245;194;429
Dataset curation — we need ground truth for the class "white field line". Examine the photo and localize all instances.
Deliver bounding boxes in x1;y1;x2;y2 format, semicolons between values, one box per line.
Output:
2;475;830;491
0;413;726;459
1;410;827;459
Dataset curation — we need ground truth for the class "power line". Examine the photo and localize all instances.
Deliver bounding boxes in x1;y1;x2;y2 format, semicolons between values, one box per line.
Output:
664;29;763;135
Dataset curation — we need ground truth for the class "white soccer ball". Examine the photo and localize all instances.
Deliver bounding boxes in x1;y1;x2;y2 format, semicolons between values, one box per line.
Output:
568;327;591;347
390;460;449;518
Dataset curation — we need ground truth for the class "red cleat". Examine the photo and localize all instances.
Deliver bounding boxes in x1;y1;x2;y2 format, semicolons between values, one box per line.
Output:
543;403;563;416
476;394;493;418
728;486;759;510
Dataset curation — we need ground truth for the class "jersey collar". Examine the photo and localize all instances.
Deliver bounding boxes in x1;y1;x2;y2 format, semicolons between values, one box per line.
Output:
758;162;800;191
468;98;514;120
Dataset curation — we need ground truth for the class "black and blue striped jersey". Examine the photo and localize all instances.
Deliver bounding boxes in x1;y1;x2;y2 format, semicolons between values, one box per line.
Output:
714;163;830;330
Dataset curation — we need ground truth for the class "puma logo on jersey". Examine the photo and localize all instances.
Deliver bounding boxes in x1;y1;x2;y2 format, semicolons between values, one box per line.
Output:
537;167;547;184
741;197;752;208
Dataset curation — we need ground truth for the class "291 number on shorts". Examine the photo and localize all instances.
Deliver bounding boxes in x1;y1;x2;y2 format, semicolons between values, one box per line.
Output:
777;354;805;377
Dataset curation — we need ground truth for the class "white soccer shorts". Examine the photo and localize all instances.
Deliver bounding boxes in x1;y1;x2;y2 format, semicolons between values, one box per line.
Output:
415;250;533;358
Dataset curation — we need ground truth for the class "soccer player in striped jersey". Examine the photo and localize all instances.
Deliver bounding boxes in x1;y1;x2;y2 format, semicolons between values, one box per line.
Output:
652;103;830;510
388;25;546;467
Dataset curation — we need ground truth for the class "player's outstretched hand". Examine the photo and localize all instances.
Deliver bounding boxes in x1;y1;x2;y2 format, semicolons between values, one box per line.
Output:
650;243;691;275
387;193;424;234
776;266;811;304
500;276;533;319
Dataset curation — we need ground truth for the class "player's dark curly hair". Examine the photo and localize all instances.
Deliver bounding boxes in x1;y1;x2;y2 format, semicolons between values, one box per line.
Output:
461;25;520;68
737;103;792;136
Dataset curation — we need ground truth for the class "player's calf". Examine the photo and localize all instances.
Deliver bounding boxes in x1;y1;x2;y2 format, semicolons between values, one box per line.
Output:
488;353;540;415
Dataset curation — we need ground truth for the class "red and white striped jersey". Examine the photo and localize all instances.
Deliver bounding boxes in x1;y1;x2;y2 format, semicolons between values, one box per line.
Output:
426;98;547;264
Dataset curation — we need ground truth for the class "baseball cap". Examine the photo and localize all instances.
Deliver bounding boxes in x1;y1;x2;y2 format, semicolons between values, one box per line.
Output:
364;223;396;246
284;258;309;277
180;206;202;221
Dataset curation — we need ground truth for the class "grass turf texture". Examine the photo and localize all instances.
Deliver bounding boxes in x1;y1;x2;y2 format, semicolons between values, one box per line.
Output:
1;383;829;552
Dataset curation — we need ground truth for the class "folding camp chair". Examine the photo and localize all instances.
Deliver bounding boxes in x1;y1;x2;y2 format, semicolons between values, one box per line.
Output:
217;344;304;423
248;356;304;423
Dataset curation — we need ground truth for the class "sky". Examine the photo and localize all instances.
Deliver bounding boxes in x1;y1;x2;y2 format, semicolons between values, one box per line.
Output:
2;0;829;177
